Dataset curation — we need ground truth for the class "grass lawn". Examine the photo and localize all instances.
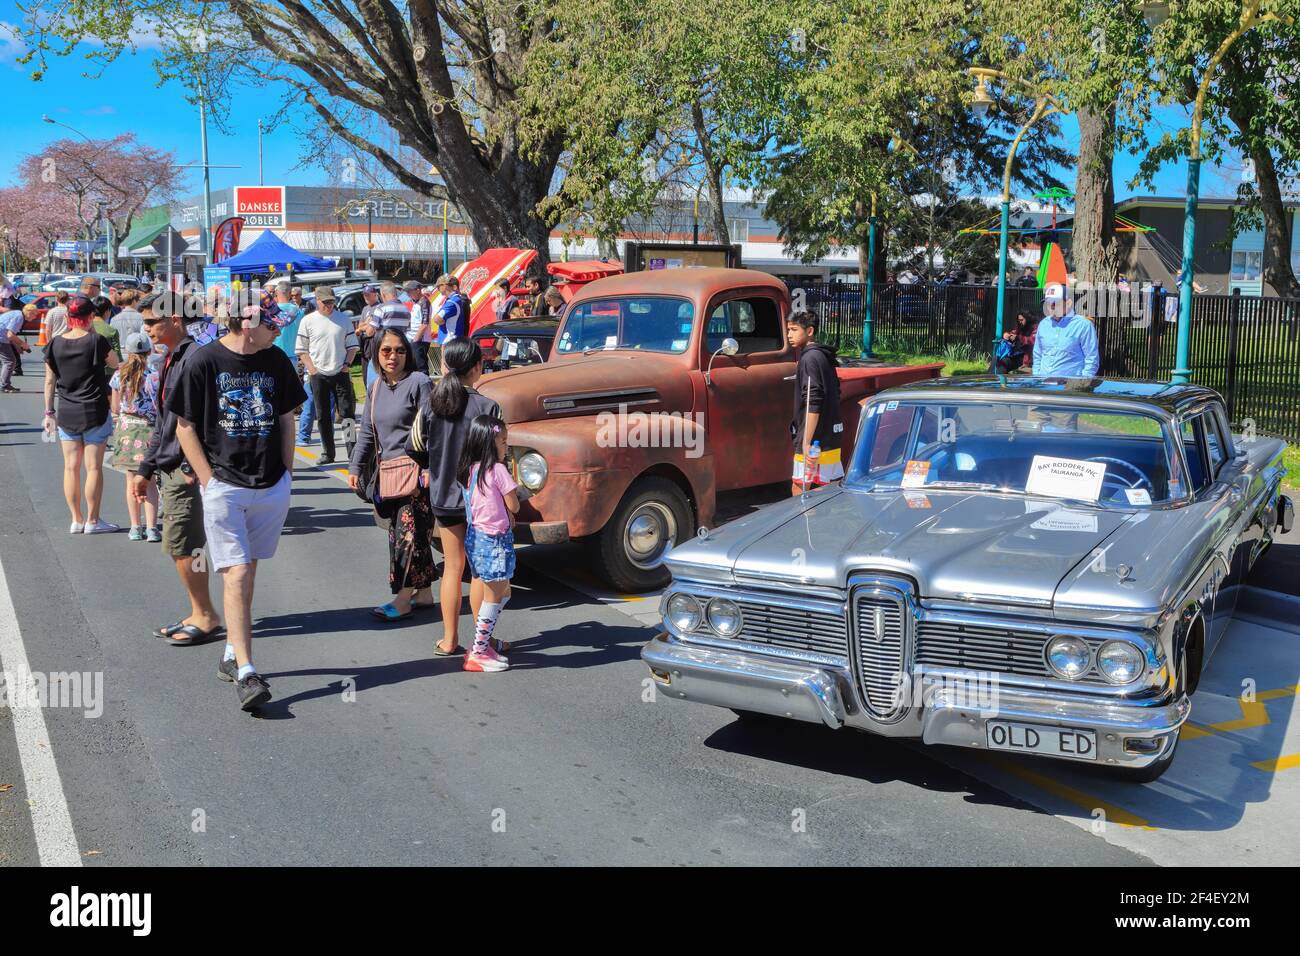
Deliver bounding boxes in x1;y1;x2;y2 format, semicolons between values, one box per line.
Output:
843;345;990;378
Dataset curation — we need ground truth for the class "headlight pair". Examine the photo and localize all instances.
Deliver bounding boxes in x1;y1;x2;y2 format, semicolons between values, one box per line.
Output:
1046;635;1145;684
665;593;742;637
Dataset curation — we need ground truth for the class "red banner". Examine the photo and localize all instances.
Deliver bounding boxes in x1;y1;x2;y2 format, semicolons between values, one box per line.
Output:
211;216;246;265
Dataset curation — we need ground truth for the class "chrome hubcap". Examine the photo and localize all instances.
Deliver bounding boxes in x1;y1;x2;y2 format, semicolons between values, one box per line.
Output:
624;503;676;570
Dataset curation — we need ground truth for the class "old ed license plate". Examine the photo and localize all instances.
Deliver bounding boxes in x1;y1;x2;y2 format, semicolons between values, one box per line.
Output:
985;720;1097;761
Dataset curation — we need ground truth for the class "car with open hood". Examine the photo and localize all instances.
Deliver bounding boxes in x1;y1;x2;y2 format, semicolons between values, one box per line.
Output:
475;267;941;591
642;376;1293;781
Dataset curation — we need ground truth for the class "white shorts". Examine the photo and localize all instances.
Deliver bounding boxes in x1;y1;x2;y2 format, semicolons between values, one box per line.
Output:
792;447;845;484
199;471;292;570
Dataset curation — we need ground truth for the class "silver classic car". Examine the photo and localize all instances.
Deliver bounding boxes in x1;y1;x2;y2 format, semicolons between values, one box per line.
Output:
642;377;1294;781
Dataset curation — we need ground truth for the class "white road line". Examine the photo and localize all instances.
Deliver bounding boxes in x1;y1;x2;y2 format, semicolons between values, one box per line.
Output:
0;555;82;867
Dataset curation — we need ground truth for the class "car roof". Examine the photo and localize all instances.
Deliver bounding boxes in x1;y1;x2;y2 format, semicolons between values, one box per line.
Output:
878;375;1222;415
572;267;787;303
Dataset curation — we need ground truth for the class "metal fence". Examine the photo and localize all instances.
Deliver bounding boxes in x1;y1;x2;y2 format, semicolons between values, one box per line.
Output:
789;281;1300;444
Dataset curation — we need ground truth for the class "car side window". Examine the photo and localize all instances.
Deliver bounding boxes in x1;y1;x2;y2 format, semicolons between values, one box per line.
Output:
1201;413;1226;479
1179;418;1209;491
705;297;783;355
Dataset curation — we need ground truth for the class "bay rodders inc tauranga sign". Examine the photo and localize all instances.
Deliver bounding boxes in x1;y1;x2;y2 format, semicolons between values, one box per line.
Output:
233;186;287;229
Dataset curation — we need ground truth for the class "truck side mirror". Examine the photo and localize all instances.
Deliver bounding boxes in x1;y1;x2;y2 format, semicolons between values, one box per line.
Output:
705;337;740;385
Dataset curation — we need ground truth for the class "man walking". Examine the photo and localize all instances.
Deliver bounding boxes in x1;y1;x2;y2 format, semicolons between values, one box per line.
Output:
110;289;146;342
295;285;358;465
399;279;432;372
1033;283;1099;378
0;302;29;393
132;291;223;646
169;290;305;711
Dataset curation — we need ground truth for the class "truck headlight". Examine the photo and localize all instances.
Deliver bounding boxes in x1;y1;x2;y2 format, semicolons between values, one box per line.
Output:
1046;636;1092;680
666;593;702;632
1097;641;1145;684
517;451;548;491
706;598;742;636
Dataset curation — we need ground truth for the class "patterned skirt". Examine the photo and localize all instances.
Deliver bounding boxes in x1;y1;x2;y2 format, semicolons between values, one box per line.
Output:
111;414;155;473
388;492;437;594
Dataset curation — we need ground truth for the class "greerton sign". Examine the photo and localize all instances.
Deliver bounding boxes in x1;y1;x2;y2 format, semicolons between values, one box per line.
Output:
233;186;287;229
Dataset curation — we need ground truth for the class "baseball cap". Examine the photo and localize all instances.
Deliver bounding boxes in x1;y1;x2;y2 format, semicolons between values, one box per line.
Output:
1043;282;1067;302
124;331;152;354
314;284;336;303
231;288;291;328
402;280;423;293
363;283;380;294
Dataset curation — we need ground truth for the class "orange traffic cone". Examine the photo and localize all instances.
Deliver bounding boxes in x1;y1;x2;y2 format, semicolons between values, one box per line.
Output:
37;321;47;348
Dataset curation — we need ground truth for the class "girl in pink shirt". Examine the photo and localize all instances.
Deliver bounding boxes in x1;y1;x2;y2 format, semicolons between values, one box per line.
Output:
459;415;519;672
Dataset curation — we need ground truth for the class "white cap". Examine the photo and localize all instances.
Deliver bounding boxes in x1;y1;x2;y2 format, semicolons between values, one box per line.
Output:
1043;282;1067;302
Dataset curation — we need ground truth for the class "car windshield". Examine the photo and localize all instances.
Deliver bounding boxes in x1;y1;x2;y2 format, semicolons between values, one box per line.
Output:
847;400;1182;507
554;296;694;354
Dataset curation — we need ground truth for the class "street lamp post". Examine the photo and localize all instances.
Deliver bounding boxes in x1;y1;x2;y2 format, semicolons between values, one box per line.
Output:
966;68;1063;336
1144;0;1294;385
861;194;877;358
257;119;265;186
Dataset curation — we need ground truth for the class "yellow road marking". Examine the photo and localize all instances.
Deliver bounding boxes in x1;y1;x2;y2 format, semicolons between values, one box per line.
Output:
995;759;1156;830
1207;700;1271;733
1252;753;1300;773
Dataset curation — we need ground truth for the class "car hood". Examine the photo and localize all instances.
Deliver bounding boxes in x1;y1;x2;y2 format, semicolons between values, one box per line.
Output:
477;352;694;424
669;485;1136;609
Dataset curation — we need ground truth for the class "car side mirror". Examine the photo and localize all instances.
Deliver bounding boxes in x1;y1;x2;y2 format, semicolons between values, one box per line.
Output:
705;337;740;386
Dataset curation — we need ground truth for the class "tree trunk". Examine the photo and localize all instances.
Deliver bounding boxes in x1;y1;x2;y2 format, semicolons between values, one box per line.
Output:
1226;107;1300;300
1072;101;1122;286
691;100;730;246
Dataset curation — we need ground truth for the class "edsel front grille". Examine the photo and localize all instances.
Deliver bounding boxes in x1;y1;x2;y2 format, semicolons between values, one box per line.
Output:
735;601;848;658
914;620;1109;685
851;591;908;720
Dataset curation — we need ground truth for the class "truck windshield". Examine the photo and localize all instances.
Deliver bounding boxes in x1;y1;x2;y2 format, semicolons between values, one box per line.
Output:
846;401;1183;507
555;296;694;355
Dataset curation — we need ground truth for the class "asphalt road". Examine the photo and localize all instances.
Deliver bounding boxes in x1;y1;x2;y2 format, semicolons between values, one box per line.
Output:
0;364;1147;866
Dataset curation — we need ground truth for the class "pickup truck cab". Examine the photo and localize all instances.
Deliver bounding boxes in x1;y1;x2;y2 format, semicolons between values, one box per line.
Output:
477;267;941;591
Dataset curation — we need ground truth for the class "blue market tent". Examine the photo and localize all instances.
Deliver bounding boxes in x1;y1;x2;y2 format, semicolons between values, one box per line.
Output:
218;230;336;276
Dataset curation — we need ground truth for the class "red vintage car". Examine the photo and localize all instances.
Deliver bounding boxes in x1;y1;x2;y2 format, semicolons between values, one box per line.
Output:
477;267;942;591
19;293;58;333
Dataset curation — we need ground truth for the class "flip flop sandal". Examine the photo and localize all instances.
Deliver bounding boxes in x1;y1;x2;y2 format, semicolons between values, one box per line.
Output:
433;643;462;657
371;603;413;622
153;620;187;639
166;624;225;647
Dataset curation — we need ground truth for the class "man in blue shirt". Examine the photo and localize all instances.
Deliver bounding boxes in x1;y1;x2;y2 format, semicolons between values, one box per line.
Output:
434;274;468;344
1033;283;1099;378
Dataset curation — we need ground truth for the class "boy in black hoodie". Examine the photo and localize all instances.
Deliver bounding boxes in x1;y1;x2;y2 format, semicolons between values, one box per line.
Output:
787;310;843;495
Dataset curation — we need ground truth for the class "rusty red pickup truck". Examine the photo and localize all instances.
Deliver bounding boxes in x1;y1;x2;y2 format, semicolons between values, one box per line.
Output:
477;268;941;591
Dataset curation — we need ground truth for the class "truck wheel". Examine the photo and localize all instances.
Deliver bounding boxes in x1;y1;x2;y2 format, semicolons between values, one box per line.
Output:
594;477;693;592
1109;731;1179;783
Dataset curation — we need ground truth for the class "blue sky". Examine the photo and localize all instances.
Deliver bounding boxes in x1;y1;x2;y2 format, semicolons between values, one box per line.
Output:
0;4;1249;208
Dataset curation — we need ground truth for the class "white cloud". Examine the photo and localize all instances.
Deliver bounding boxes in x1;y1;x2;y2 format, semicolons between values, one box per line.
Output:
0;21;30;66
83;104;117;116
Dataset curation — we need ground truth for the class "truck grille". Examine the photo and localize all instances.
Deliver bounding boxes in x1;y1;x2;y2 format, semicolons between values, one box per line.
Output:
735;601;847;659
914;620;1109;685
850;589;909;720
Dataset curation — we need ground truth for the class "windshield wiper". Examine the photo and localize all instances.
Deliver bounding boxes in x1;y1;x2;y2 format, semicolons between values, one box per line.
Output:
913;481;1002;491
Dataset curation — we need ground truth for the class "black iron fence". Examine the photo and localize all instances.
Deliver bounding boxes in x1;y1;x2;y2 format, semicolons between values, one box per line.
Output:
789;281;1300;444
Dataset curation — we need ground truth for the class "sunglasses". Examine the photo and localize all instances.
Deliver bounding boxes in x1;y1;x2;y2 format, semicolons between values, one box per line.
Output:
379;346;408;355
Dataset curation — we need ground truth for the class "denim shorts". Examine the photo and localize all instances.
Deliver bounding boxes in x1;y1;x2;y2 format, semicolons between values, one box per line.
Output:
58;416;114;445
466;526;515;582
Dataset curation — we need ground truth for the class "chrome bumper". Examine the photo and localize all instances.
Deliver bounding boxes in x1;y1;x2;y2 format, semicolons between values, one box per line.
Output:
642;633;1190;768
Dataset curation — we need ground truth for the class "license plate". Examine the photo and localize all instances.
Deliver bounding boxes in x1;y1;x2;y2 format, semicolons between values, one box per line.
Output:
985;721;1097;761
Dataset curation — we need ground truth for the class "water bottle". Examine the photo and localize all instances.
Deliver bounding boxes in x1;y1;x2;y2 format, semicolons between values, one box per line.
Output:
805;441;821;486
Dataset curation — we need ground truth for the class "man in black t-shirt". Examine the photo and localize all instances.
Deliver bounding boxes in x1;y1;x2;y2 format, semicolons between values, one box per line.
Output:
170;289;306;711
786;310;844;495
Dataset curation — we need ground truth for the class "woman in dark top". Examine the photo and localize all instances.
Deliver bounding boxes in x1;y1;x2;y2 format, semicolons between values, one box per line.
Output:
43;295;121;534
406;337;500;656
995;311;1037;374
349;328;436;621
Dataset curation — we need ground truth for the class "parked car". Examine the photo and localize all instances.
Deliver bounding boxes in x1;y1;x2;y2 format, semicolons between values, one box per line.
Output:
476;267;941;591
19;292;59;332
642;377;1293;781
44;276;84;293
